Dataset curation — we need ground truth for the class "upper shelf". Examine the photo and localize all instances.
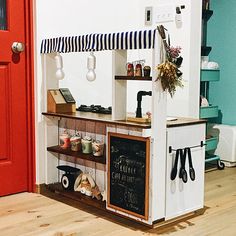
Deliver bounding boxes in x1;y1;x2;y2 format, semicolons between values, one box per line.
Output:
115;75;152;81
43;111;206;129
42;111;151;129
201;46;212;56
202;10;213;21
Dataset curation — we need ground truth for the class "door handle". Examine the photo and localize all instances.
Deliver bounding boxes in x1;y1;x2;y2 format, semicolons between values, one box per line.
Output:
12;42;25;53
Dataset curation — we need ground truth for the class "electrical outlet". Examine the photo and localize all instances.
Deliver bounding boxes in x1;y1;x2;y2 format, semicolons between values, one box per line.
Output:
145;7;153;26
156;5;175;23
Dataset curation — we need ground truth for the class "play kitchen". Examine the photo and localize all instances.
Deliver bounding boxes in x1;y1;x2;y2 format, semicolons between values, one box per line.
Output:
41;27;206;225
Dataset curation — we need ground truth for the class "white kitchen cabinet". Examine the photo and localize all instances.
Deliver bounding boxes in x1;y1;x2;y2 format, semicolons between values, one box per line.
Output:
165;124;205;220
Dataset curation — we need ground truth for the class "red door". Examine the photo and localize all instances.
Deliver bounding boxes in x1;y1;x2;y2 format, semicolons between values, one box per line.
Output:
0;0;35;196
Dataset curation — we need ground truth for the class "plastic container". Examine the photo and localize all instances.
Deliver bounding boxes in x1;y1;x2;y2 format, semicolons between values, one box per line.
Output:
212;124;236;166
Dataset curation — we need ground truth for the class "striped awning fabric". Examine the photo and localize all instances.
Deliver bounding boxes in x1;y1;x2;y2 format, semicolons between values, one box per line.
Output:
40;29;156;54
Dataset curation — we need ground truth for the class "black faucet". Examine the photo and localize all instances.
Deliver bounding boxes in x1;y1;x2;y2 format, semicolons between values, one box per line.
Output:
136;91;152;118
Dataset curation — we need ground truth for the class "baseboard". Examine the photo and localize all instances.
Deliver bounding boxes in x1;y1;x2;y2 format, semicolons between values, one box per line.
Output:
35;184;47;194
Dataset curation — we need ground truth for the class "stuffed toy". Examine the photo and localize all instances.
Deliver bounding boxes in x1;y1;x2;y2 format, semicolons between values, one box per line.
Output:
74;172;102;200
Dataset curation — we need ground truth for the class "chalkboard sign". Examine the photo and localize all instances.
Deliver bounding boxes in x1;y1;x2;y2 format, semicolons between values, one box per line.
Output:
107;132;150;220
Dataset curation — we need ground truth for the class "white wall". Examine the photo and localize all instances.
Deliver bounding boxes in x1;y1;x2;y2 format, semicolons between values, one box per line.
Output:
34;0;201;184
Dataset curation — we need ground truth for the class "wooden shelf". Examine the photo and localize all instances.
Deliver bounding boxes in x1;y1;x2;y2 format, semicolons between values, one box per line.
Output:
202;10;213;21
42;111;151;129
115;75;152;81
47;145;106;164
46;183;106;210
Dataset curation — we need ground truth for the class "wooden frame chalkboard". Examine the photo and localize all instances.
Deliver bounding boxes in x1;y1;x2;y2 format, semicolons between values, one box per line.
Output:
107;132;150;220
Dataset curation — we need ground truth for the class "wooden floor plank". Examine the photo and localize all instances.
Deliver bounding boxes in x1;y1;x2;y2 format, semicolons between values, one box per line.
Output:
0;167;235;235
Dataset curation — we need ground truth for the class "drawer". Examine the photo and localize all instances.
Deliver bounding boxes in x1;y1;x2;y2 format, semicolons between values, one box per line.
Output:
200;106;218;119
201;69;220;82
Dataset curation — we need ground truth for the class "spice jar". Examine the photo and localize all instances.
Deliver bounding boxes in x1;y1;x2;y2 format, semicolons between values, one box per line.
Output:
143;66;151;77
70;133;81;152
135;63;142;76
126;63;134;76
81;136;93;154
92;140;104;157
60;131;70;149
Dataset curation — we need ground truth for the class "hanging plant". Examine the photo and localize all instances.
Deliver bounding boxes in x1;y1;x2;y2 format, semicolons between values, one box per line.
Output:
156;25;183;97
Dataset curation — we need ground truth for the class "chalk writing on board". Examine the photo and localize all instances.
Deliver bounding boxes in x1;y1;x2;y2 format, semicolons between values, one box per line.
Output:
109;134;148;217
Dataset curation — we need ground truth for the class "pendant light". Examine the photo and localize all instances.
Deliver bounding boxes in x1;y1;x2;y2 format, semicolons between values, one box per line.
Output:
55;53;65;80
86;52;96;82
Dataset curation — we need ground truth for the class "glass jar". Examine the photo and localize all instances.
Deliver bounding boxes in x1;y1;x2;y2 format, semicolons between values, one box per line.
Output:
143;66;151;77
81;136;93;154
59;131;70;149
126;63;134;76
135;63;142;76
92;140;104;157
70;133;81;151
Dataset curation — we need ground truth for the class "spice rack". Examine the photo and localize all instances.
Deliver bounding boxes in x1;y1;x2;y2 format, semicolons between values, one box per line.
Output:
114;75;152;81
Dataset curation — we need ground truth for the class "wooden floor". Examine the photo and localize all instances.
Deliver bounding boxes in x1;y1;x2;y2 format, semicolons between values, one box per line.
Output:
1;167;236;236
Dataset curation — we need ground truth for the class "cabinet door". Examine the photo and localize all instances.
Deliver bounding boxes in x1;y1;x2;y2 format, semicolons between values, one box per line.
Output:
165;124;205;220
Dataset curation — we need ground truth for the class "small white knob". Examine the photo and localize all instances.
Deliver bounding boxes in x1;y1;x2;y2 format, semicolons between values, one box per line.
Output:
12;42;25;53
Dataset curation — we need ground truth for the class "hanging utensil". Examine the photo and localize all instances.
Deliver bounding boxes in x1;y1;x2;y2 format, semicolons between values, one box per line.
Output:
171;149;181;181
186;147;195;181
179;148;188;183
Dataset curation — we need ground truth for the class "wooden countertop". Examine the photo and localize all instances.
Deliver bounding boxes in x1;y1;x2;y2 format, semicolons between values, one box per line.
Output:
42;111;206;129
167;117;206;128
42;111;151;129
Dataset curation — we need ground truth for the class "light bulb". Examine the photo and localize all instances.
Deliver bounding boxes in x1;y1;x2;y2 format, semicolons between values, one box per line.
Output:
55;53;65;80
86;52;96;82
86;70;96;81
56;68;65;80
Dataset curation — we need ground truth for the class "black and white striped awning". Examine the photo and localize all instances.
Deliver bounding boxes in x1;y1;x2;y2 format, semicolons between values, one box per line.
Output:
40;29;156;54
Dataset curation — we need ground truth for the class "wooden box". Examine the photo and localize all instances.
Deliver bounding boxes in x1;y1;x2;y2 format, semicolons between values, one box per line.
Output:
47;90;76;113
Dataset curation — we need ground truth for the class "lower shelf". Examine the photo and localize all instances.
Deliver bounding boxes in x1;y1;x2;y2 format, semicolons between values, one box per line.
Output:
47;145;106;164
205;137;218;152
46;183;106;210
205;155;220;163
